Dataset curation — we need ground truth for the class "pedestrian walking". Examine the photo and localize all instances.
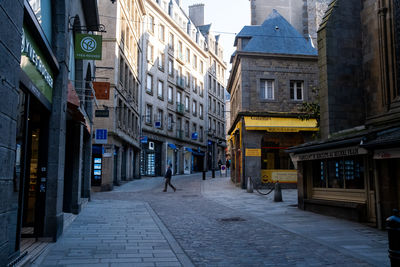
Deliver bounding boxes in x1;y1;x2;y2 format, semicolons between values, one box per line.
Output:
226;159;230;171
163;164;176;192
218;159;222;170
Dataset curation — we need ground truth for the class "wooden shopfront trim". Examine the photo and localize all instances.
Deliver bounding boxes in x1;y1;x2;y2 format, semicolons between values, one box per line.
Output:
311;188;367;204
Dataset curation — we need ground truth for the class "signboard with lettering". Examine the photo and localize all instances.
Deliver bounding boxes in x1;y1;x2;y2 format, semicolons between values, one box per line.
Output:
245;149;261;157
93;82;110;100
140;136;148;144
75;34;102;60
20;27;54;103
261;170;297;183
95;109;109;117
293;146;368;161
95;129;108;144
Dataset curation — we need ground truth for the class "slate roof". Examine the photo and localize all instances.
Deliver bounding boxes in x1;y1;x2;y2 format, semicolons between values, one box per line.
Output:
234;9;317;56
198;24;211;35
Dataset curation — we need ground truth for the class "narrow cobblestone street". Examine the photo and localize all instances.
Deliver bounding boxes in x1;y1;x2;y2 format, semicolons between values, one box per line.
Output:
35;173;389;267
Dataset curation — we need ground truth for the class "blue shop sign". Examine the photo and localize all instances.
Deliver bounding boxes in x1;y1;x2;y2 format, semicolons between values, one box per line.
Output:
95;129;107;144
140;136;148;143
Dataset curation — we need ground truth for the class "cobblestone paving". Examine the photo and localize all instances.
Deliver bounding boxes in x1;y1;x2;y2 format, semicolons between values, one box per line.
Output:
37;173;388;266
95;174;386;266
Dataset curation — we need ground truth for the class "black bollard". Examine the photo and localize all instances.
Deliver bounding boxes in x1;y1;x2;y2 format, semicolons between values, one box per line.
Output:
274;182;282;202
387;209;400;267
212;169;215;178
202;171;206;180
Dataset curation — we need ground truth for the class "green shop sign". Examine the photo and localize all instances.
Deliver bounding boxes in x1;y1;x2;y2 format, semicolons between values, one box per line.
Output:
75;33;102;60
21;27;54;103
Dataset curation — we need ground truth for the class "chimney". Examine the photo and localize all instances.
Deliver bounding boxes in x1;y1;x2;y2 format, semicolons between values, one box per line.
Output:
189;4;205;26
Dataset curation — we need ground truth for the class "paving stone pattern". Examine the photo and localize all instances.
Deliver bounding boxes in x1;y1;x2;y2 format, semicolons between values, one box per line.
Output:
38;172;388;266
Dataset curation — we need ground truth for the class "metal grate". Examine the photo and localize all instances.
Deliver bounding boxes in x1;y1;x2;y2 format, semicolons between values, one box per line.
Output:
218;217;246;222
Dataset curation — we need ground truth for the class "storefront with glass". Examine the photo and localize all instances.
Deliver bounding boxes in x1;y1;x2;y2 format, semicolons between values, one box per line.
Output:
289;143;374;223
15;21;57;249
228;116;317;188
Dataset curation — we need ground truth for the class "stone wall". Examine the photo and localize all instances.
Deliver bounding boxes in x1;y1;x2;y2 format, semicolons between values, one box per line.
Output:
250;0;307;35
318;0;365;138
0;0;24;264
250;0;333;46
240;55;318;114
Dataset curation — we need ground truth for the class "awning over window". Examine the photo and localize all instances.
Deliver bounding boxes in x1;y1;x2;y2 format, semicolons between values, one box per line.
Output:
185;147;193;152
168;143;177;149
244;116;318;132
67;81;91;133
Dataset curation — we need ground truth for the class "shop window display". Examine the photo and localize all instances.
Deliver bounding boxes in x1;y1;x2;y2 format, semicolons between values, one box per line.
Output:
312;157;365;189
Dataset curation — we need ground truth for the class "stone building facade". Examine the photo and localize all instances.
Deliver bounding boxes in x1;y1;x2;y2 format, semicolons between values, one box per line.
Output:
288;0;400;228
0;0;99;265
227;10;318;188
140;0;209;176
193;5;227;172
93;0;145;190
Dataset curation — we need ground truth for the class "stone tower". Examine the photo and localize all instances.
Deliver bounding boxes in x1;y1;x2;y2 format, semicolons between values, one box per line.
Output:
250;0;333;45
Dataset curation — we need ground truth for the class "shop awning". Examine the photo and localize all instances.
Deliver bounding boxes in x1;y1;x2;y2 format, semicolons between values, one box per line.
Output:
67;81;91;133
244;116;318;132
185;147;193;152
168;143;177;149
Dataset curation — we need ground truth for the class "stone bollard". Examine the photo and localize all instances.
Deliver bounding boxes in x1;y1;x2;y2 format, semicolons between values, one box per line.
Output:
202;171;206;180
246;177;253;193
387;209;400;267
274;182;282;202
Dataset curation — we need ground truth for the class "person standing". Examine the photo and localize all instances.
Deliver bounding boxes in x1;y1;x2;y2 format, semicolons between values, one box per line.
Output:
163;164;176;192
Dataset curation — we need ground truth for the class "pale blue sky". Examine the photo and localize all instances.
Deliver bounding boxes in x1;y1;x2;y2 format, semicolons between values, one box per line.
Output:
181;0;250;70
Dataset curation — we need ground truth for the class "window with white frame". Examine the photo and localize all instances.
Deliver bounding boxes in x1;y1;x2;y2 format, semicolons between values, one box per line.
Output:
168;32;174;49
148;15;154;33
193;77;197;92
177;91;182;104
157;109;163;128
185;96;189;111
199;82;204;96
145;104;152;124
290;81;304;100
167;113;173;130
185;47;190;63
199;104;203;118
193;54;197;70
157;80;164;99
168;59;173;76
147;43;153;62
158;52;164;70
159;24;165;42
192;100;197;116
146;74;153;93
168;86;173;103
261;79;274;100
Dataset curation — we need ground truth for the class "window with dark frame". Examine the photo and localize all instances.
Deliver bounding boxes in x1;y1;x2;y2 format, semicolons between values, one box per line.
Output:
290;81;303;100
312;157;365;189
